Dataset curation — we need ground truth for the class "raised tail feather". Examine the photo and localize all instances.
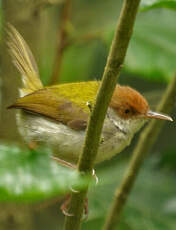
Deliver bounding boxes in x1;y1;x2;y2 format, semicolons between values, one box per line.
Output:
7;24;43;96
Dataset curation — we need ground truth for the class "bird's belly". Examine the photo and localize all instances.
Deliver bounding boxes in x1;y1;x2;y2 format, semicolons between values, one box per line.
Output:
16;111;132;164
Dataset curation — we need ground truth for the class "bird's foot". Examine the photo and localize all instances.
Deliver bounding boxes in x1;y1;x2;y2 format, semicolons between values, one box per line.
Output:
52;156;97;218
61;195;88;220
60;195;74;217
86;101;93;112
92;169;99;184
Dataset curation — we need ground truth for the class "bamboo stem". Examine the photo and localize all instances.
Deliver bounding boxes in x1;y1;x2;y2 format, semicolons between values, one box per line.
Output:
63;1;141;230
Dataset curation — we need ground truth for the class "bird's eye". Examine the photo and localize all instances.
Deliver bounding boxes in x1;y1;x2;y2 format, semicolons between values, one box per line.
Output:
125;109;130;114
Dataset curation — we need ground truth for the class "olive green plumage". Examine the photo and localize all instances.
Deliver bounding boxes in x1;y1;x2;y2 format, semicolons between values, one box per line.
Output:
9;82;100;130
49;81;100;113
7;24;173;165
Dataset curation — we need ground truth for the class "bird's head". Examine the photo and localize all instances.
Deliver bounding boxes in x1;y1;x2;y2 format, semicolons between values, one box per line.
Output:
109;85;172;135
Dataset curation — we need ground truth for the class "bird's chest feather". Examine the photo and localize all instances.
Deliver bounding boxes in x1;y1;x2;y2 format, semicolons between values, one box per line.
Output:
16;109;145;164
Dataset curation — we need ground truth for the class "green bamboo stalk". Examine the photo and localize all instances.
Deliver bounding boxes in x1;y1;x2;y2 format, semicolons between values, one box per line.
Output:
103;75;176;230
63;1;141;230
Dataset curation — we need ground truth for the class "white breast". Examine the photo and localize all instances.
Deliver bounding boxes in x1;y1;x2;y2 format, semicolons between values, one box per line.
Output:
16;108;146;164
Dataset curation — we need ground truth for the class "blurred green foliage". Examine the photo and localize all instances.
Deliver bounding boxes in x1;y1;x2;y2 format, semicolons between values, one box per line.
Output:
158;147;176;171
0;144;90;202
123;9;176;82
0;1;176;230
141;0;176;11
83;157;176;230
42;5;176;84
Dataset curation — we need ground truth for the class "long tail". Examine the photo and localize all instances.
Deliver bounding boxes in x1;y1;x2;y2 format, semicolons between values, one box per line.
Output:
7;24;43;96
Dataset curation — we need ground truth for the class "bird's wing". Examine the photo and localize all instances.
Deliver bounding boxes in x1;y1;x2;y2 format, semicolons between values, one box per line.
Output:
48;81;100;113
8;87;89;131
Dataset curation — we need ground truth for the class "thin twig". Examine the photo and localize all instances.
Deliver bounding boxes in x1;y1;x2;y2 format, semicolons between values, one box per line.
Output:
63;1;141;230
50;0;72;85
103;75;176;230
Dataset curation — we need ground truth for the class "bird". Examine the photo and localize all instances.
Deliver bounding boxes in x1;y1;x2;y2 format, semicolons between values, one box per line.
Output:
7;25;173;166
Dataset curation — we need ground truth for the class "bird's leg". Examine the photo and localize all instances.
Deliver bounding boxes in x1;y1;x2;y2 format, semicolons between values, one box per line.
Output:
60;169;98;218
28;141;38;150
28;145;90;216
51;156;77;169
52;155;98;217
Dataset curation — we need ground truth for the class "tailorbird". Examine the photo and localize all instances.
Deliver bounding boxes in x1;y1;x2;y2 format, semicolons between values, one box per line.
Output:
7;25;173;165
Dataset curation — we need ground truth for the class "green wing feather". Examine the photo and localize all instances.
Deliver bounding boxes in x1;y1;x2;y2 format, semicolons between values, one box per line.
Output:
48;81;100;113
8;81;100;130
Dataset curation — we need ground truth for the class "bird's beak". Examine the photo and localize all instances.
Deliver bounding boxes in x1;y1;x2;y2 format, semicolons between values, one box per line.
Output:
145;110;173;121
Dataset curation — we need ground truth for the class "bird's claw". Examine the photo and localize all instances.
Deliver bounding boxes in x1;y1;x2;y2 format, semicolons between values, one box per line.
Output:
60;195;88;219
92;169;99;184
70;185;80;193
60;195;74;217
62;209;74;217
86;101;93;112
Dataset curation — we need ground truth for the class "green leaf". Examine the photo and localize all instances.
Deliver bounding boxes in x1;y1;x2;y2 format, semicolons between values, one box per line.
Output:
0;144;89;203
104;9;176;82
140;0;176;11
